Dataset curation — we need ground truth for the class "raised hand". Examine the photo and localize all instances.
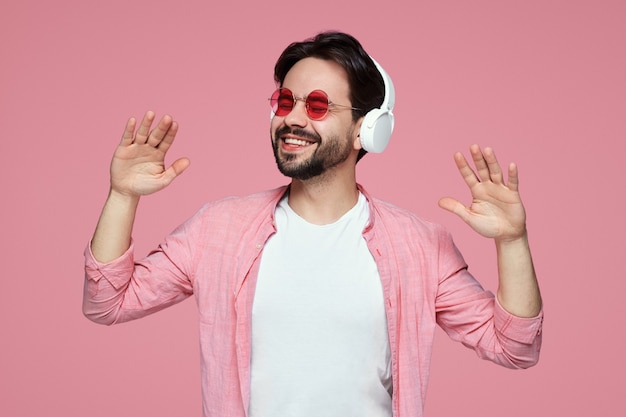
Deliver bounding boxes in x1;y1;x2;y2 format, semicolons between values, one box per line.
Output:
90;112;190;262
110;111;190;197
438;145;527;243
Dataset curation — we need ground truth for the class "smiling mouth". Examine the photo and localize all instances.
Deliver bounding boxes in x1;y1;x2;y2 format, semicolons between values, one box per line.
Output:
283;137;316;147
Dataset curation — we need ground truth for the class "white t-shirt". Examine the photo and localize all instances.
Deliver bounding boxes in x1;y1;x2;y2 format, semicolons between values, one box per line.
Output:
249;192;392;417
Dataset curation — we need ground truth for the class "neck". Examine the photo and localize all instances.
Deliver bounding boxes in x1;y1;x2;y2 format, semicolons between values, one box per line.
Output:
287;169;359;225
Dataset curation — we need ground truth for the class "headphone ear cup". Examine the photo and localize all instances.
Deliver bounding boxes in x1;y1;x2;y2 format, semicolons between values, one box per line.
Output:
359;108;394;153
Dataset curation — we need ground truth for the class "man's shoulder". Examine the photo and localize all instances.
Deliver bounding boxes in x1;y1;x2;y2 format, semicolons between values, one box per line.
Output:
368;195;447;236
211;186;286;205
196;186;287;219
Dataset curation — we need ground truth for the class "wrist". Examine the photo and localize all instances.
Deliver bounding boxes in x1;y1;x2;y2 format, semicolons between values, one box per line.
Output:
495;229;529;246
108;187;141;208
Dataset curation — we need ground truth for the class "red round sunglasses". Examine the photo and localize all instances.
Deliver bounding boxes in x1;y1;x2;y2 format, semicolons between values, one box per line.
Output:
269;88;360;120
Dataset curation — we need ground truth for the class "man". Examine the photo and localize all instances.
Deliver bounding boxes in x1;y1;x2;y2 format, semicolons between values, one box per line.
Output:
84;31;543;417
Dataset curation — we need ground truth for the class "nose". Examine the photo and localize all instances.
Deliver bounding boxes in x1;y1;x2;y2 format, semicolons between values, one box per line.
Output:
283;98;308;128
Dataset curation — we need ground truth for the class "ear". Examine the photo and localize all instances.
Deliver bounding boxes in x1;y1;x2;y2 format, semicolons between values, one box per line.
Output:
352;117;364;151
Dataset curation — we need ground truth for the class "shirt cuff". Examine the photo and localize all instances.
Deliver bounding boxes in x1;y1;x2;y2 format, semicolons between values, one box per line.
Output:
493;297;543;344
84;240;136;290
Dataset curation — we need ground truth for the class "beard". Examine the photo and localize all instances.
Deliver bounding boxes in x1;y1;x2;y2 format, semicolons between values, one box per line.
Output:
272;126;354;181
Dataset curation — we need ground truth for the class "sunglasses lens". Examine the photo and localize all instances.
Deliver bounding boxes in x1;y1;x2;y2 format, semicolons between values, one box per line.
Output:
305;90;329;120
270;88;294;116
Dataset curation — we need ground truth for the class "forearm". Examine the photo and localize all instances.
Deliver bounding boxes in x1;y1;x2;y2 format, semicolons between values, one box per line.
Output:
91;189;140;263
495;232;542;318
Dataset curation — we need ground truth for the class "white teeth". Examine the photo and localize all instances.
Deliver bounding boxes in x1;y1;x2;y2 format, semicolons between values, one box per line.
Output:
284;138;312;146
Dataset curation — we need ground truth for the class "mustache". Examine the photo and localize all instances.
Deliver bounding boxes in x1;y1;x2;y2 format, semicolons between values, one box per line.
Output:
275;126;321;143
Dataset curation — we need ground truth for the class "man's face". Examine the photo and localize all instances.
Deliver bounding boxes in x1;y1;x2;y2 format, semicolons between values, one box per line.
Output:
270;57;361;181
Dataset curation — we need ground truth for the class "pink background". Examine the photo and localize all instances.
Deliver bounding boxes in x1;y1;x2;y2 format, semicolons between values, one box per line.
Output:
1;0;624;416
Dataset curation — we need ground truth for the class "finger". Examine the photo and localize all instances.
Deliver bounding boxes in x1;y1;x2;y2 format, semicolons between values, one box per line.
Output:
146;114;174;147
454;151;480;188
470;144;491;182
156;120;179;153
507;162;520;192
120;117;137;145
133;111;156;144
483;147;503;184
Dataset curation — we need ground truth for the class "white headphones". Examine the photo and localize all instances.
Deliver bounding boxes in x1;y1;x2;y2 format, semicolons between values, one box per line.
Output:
359;57;395;153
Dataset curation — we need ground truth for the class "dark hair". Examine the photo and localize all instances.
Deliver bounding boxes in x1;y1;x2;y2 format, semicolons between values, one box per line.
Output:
274;31;385;161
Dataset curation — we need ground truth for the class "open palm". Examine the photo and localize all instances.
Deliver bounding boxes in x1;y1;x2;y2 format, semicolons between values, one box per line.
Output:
110;111;190;197
439;145;527;242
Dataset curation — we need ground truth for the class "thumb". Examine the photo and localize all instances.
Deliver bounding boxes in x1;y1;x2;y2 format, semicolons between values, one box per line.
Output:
170;157;191;176
161;157;191;185
438;197;470;222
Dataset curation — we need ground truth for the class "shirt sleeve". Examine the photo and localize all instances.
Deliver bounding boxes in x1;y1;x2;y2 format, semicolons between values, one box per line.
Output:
434;230;543;369
83;226;195;325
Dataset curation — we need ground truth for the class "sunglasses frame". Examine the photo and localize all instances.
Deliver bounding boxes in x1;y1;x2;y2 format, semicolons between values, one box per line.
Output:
269;88;361;120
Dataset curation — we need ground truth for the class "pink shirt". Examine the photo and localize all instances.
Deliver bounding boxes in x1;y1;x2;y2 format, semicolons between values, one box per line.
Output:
83;185;543;417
